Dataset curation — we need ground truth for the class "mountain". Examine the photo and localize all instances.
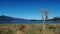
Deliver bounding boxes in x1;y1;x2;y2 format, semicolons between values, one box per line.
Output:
0;15;27;22
0;15;60;21
0;15;60;24
0;15;60;22
52;17;60;21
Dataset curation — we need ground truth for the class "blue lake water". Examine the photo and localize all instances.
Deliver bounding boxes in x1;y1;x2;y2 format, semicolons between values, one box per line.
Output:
0;21;60;24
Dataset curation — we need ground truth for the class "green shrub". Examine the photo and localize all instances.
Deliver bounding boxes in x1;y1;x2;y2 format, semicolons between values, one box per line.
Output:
47;26;56;29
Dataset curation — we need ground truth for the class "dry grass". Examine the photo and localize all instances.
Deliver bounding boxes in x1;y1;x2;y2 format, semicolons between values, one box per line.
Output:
0;24;60;34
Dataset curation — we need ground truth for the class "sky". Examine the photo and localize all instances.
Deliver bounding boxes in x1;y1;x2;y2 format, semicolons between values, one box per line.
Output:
0;0;60;20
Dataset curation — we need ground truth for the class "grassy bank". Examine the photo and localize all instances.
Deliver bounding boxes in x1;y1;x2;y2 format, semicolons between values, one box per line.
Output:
0;24;60;34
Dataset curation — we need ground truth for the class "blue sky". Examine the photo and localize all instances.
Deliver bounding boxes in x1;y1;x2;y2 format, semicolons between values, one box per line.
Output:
0;0;60;20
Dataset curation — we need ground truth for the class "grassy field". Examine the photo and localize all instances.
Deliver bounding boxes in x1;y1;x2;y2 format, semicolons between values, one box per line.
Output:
0;24;60;34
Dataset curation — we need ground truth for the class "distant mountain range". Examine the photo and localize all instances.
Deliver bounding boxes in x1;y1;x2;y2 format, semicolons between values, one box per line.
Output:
0;15;60;22
0;15;28;22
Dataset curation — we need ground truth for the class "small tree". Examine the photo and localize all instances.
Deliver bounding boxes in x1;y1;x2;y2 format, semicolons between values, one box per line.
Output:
41;9;49;34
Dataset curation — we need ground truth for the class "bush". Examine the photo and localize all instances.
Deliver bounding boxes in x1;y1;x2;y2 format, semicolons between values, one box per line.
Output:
47;26;56;29
0;29;14;34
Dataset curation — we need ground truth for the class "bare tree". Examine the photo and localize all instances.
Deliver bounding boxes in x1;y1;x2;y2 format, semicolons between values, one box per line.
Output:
41;9;49;34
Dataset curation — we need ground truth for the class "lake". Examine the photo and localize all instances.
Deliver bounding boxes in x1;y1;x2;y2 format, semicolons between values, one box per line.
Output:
0;21;60;24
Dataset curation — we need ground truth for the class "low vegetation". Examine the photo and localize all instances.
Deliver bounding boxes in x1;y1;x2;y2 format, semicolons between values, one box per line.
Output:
0;24;60;34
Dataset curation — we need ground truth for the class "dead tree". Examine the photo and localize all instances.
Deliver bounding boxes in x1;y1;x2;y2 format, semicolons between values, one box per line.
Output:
41;9;49;34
